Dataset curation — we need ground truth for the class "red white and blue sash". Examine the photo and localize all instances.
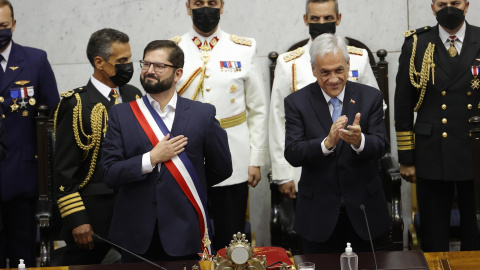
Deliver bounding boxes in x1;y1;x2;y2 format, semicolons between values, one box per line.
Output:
130;95;211;253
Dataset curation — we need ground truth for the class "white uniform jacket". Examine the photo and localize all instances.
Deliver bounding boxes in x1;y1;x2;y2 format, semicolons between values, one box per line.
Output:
175;28;269;187
269;39;381;188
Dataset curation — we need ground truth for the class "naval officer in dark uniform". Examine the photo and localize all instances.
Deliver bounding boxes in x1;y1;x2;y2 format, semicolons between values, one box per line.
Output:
54;28;141;265
0;0;59;267
394;0;480;252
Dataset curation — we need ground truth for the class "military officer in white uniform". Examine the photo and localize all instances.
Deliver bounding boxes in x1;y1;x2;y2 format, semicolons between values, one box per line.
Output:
270;0;383;199
172;0;269;251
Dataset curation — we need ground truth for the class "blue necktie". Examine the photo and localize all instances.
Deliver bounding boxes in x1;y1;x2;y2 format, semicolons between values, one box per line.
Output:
330;97;341;122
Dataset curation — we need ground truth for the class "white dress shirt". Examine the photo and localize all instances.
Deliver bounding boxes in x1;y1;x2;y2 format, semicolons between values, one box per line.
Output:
141;92;178;174
438;22;466;55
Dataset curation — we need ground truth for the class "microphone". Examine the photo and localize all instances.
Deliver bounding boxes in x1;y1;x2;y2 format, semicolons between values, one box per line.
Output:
359;205;378;270
92;234;167;270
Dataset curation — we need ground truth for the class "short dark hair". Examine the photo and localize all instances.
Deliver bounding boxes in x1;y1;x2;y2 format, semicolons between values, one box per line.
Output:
0;0;14;20
86;28;129;67
305;0;338;16
143;40;184;69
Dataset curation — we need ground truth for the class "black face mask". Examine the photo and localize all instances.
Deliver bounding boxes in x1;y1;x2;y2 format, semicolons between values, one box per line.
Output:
0;28;12;51
140;71;175;94
436;6;465;30
309;22;337;40
104;61;134;86
191;7;221;33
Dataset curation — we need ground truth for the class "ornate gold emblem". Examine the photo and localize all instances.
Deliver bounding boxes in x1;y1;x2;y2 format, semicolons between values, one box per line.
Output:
471;78;480;90
9;66;19;71
59;185;65;192
14;80;29;85
61;90;75;98
230;85;237;93
213;232;266;270
22;110;28;117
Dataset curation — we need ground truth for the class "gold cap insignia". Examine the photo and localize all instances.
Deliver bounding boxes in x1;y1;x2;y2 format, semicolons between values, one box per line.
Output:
9;66;19;71
15;80;30;86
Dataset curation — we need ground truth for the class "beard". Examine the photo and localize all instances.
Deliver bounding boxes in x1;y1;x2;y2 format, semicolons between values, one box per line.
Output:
140;72;175;94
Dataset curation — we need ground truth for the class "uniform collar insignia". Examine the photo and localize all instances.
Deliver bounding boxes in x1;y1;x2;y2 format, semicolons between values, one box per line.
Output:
9;66;19;71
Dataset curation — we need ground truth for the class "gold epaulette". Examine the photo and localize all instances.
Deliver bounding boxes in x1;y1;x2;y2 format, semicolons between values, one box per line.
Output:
396;131;415;151
170;36;182;45
284;47;305;63
347;46;363;56
60;90;75;98
230;35;253;47
404;26;431;38
57;192;86;218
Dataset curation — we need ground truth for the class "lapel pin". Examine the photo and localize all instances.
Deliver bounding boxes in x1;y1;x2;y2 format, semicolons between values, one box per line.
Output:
350;99;355;104
9;66;19;71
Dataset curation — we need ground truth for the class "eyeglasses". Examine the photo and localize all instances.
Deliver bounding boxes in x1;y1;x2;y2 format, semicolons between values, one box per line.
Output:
139;60;177;73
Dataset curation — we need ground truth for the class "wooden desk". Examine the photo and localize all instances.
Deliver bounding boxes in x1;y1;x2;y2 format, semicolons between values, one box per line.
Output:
424;251;480;270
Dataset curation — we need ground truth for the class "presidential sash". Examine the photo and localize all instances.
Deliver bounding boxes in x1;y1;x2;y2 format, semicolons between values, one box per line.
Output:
130;96;211;254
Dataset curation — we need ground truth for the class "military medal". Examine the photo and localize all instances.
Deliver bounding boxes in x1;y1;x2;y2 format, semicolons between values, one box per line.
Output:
9;89;20;112
27;86;36;106
19;87;28;108
471;66;480;90
348;70;359;82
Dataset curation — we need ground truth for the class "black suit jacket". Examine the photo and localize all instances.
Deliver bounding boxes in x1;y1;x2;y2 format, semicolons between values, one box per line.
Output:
395;23;480;181
54;80;141;239
284;81;390;243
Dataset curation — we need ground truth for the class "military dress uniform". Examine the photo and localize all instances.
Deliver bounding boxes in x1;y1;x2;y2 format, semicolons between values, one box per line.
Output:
172;27;269;250
394;23;480;251
54;79;141;265
269;39;380;188
0;41;59;268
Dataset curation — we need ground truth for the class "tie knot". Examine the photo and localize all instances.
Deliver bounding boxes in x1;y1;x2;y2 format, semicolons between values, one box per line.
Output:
330;97;340;107
109;89;117;97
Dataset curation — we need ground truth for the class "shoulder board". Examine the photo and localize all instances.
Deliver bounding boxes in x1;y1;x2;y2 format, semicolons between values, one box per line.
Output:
403;26;431;38
230;35;253;47
60;87;85;99
169;36;182;45
347;46;363;56
283;47;305;63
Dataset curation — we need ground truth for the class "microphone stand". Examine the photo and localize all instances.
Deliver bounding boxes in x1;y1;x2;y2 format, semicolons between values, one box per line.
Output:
92;234;167;270
360;205;378;270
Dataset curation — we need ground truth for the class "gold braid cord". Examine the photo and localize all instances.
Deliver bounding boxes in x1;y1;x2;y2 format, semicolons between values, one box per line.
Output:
408;34;436;112
192;66;207;101
72;93;108;189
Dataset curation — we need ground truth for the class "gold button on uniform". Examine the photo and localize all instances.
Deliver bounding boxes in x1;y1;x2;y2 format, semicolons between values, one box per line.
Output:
0;96;4;102
442;104;447;110
442;118;447;124
443;132;448;138
205;73;210;78
231;99;235;103
468;104;473;109
468;91;472;96
442;91;446;96
2;115;4;119
206;87;211;92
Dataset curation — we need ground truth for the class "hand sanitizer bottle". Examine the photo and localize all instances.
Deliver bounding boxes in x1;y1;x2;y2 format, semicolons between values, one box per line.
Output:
18;259;26;270
340;242;358;270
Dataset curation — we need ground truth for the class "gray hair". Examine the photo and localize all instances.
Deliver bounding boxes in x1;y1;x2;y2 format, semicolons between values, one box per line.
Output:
305;0;338;16
86;28;130;67
310;33;349;67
